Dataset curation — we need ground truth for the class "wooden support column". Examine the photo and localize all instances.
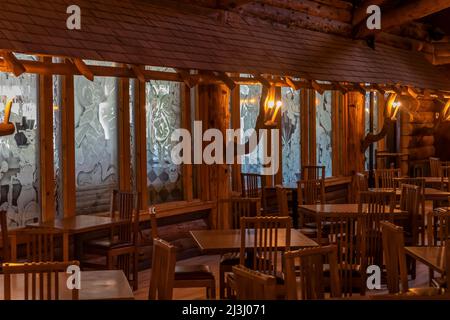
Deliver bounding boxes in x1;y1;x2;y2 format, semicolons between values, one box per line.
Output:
118;78;131;191
198;84;231;229
300;90;309;169
274;86;283;185
308;89;317;166
61;72;76;217
231;84;241;193
39;57;55;222
134;77;148;209
181;84;193;201
346;92;366;174
332;91;342;176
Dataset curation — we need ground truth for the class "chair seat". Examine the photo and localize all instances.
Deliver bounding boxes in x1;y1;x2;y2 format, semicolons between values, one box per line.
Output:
85;238;134;250
174;264;215;280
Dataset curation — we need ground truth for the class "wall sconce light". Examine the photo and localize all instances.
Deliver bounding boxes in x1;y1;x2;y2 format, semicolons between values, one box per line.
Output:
442;99;450;121
264;89;282;127
386;93;400;120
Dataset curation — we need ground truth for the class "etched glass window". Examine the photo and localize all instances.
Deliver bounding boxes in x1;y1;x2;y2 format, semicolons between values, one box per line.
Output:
0;58;40;227
74;62;119;214
240;84;264;175
53;73;63;218
146;79;183;204
281;88;301;185
316;91;333;177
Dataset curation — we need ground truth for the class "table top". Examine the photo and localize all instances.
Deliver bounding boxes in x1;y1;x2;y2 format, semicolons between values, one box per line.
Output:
0;270;134;300
298;203;406;216
36;215;123;234
405;246;446;274
190;229;318;254
369;188;450;200
416;177;449;184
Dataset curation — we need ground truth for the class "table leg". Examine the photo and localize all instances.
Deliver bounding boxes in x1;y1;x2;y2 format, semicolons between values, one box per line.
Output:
63;232;69;261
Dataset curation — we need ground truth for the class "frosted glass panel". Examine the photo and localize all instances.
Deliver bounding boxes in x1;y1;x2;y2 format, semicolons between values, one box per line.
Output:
53;75;63;218
316;91;333;177
74;74;119;214
146;80;183;204
0;72;40;227
281;88;301;185
240;84;264;175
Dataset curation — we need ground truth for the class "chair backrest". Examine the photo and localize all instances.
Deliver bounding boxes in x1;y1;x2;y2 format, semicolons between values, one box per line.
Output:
261;187;278;215
358;191;396;270
441;166;450;191
19;227;63;262
284;245;341;300
430;157;441;177
148;238;176;300
240;216;291;277
398;184;421;245
381;221;409;294
2;261;80;300
0;210;10;262
240;173;262;197
149;208;159;239
301;165;325;180
352;172;369;203
232;264;277;300
297;179;325;205
374;169;401;188
225;197;261;229
431;208;450;246
110;191;137;244
275;186;289;217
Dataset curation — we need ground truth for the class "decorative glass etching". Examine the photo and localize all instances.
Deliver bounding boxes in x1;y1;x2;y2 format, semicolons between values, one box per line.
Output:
0;67;40;227
240;84;264;175
316;91;333;177
146;79;183;204
74;69;119;214
281;88;301;185
53;74;63;218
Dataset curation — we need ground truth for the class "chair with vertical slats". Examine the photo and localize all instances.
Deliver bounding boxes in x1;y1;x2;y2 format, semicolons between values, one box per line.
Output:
301;165;325;180
2;261;80;300
284;245;341;300
275;185;290;217
381;221;441;296
440;166;450;192
352;172;369;203
229;216;291;298
148;238;176;300
150;209;216;299
374;169;401;188
297;179;326;238
232;264;276;300
83;190;139;290
240;173;262;197
19;227;64;262
219;197;260;298
430;157;441;177
0;210;10;268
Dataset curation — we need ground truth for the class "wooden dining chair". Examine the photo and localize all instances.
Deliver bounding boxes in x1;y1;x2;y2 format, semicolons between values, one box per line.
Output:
83;190;139;290
0;210;10;265
396;177;425;215
284;245;341;300
150;209;216;299
301;165;325;180
261;187;278;215
374;168;401;188
430;207;450;246
440;166;450;192
2;261;80;300
275;185;290;217
353;172;369;203
381;221;442;296
241;173;262;197
231;264;276;300
148;238;176;300
219;197;260;298
430;157;441;177
297;179;326;237
19;227;64;262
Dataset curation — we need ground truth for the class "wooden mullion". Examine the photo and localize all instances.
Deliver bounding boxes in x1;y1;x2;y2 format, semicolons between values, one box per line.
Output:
274;86;282;185
61;68;76;218
300;90;309;170
118;77;131;191
231;83;241;193
38;57;55;222
181;84;193;201
332;91;340;177
309;90;317;166
134;74;148;209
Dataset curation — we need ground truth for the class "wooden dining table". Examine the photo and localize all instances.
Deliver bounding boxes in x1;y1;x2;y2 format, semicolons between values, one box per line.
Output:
299;204;407;244
10;215;126;262
405;246;446;274
0;270;134;300
370;187;450;202
190;228;318;254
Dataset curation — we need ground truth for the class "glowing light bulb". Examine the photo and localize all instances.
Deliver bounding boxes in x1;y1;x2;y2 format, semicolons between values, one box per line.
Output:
267;101;275;108
392;101;401;108
276;100;283;108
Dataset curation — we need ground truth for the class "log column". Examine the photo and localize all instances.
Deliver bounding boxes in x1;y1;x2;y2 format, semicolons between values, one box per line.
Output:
198;84;231;229
345;92;365;175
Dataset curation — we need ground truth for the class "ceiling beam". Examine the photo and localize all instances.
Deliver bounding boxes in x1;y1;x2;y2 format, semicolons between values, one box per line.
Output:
354;0;450;39
0;51;26;77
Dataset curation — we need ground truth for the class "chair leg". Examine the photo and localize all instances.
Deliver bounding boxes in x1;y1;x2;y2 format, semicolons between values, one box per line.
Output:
219;265;226;299
133;251;139;291
209;279;216;300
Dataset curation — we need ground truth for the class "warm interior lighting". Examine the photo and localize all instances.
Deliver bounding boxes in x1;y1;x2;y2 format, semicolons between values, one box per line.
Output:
392;101;401;109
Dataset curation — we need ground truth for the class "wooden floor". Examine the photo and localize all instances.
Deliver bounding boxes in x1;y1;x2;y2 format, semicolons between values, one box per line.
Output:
133;254;433;300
